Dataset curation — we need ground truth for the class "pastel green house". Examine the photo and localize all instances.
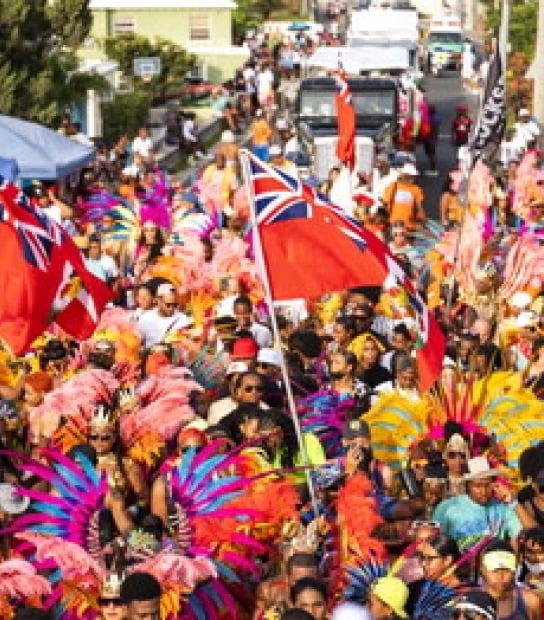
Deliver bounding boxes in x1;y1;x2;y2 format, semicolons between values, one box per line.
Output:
84;0;249;83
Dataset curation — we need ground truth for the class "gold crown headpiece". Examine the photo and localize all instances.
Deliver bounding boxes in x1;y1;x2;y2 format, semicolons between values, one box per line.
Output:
89;402;117;429
101;571;124;599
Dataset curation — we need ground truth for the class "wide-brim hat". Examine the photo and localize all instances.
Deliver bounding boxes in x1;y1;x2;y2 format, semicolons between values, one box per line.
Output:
464;456;499;481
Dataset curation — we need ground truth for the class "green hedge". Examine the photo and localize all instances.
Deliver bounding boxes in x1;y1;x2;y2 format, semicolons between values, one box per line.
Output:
101;91;152;146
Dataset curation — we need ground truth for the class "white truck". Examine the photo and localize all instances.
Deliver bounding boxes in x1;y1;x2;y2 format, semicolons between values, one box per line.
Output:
347;6;420;71
425;15;463;71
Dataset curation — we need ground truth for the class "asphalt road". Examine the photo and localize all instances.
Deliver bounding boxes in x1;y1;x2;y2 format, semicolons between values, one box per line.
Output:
414;70;480;219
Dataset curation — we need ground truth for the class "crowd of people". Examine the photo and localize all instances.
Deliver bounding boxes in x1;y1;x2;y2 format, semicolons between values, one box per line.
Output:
3;17;544;620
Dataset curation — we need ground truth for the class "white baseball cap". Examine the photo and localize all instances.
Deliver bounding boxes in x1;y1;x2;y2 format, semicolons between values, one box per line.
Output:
257;347;282;367
400;162;418;176
157;283;176;297
226;361;249;376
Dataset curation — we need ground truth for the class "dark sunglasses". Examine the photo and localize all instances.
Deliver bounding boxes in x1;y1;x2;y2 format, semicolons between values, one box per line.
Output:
411;520;440;530
256;362;273;369
446;451;466;460
98;598;123;607
89;434;114;441
243;384;263;393
163;302;177;308
417;552;441;563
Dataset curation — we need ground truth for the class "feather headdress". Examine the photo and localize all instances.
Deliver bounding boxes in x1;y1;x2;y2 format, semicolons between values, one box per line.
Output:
298;390;354;458
5;449;107;561
28;369;120;445
120;366;200;466
363;379;544;475
91;307;142;364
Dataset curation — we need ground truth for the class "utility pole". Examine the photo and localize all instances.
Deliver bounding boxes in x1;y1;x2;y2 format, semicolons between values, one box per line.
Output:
498;0;510;71
535;0;544;124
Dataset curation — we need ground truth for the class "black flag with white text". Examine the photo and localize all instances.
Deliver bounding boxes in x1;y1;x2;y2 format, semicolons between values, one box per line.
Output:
469;48;506;165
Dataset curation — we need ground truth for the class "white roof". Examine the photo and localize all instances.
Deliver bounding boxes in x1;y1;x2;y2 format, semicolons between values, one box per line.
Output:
90;0;236;8
188;45;250;56
307;45;409;72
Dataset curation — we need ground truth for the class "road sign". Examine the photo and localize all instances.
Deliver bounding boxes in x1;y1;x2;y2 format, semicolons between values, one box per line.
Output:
133;56;161;77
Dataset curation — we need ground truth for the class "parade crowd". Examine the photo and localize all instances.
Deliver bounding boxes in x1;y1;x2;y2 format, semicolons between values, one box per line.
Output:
2;24;544;620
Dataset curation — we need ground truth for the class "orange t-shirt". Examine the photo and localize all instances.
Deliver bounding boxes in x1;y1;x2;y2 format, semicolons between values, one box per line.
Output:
383;180;425;228
251;119;272;146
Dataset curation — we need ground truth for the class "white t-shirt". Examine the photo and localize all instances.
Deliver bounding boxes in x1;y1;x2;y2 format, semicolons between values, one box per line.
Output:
183;119;197;143
98;253;119;280
138;308;193;348
251;322;273;348
132;136;153;158
243;66;256;94
257;69;274;96
513;120;540;150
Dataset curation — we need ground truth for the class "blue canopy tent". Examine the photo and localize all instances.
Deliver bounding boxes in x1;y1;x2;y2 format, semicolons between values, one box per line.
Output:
0;115;95;180
0;157;19;183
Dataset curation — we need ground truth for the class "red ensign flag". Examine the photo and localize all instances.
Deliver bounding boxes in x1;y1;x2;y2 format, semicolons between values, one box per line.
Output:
335;70;356;170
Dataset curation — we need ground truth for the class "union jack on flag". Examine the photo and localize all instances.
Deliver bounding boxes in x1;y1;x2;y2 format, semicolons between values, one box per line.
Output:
0;183;64;271
246;151;365;250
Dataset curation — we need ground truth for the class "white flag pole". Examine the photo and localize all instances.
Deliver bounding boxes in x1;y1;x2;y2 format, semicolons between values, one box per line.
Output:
240;150;320;517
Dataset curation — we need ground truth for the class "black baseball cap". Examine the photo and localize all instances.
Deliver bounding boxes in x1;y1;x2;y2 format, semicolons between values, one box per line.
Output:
343;419;371;440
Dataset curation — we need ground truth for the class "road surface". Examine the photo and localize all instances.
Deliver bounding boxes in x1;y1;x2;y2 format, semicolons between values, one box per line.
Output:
415;70;480;219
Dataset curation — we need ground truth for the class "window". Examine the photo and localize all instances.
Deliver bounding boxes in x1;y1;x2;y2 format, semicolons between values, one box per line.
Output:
189;14;210;41
113;15;135;34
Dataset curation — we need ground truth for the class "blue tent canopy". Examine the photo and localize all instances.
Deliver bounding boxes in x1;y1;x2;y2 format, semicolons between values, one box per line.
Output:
0;115;95;180
0;157;19;183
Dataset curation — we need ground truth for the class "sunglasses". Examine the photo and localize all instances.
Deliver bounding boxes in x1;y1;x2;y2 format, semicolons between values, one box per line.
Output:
256;362;273;369
446;451;467;460
243;384;264;393
163;302;178;309
99;598;123;607
417;552;441;563
412;520;440;530
89;434;114;441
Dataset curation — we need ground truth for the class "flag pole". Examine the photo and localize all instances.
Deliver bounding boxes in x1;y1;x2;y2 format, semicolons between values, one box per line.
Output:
445;42;503;323
240;150;320;517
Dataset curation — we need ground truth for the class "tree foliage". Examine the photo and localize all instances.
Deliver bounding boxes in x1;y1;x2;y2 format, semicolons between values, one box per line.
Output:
481;0;537;58
104;33;196;96
232;0;287;42
506;52;533;116
0;0;103;125
101;91;152;146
